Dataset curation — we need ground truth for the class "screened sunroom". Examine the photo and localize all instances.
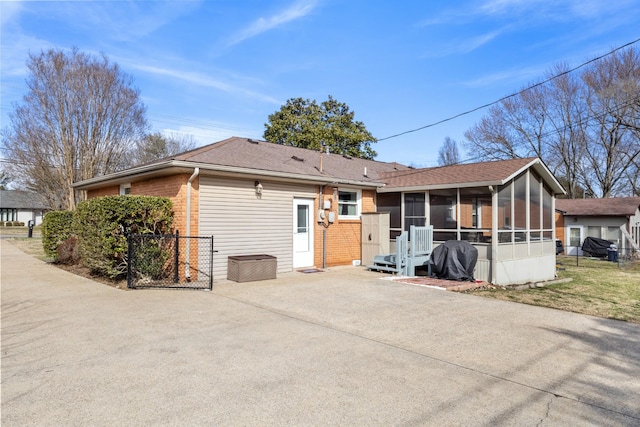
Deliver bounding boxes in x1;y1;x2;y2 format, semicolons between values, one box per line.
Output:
376;157;565;285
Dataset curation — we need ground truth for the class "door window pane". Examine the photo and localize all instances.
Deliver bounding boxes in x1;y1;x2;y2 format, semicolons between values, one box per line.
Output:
569;228;581;247
297;205;308;232
404;193;425;233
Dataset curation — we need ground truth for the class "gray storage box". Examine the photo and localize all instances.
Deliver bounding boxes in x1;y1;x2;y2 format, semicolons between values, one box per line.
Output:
227;255;277;282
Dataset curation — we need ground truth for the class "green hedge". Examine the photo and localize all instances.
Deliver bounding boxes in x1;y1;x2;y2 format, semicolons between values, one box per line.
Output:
73;195;173;279
42;211;74;259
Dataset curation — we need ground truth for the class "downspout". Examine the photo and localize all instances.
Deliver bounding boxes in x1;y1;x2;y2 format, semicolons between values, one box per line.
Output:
185;167;200;280
490;185;498;285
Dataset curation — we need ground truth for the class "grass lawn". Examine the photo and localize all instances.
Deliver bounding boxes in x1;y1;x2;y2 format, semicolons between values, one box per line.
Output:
1;226;48;261
468;255;640;323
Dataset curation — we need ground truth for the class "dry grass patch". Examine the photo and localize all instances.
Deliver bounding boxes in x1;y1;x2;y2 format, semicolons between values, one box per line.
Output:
468;256;640;323
5;236;49;260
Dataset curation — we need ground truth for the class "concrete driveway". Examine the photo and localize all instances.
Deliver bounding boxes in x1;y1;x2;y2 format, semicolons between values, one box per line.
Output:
2;239;639;426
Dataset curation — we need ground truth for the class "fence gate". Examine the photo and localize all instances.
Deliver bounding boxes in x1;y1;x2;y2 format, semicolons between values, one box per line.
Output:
127;233;214;290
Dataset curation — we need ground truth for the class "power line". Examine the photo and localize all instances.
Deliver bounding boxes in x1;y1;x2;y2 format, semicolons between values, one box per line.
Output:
378;38;640;142
429;95;640;168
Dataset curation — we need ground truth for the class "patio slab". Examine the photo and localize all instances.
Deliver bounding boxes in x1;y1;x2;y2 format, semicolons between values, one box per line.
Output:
2;240;639;426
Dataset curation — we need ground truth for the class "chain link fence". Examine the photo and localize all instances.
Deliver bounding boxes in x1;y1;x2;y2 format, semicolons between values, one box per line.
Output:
127;233;214;290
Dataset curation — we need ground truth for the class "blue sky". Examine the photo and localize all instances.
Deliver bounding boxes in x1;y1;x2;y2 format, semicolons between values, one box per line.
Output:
2;0;639;167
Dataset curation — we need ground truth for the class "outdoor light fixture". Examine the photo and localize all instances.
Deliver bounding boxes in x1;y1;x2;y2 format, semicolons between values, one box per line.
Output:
255;181;263;195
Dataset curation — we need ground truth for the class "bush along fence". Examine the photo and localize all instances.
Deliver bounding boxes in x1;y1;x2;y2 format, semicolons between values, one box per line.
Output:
127;231;215;290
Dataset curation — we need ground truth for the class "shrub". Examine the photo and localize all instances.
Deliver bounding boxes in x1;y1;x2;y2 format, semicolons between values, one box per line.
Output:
56;236;80;265
74;196;173;279
42;210;74;259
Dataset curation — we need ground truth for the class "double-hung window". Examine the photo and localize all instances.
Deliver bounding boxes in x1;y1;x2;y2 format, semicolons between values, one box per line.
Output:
338;189;361;219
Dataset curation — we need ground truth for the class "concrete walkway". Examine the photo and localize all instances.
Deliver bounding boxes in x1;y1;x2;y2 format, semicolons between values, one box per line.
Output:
2;239;639;426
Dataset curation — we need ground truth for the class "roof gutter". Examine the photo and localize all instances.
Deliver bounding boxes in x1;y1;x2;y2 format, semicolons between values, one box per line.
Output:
377;180;506;193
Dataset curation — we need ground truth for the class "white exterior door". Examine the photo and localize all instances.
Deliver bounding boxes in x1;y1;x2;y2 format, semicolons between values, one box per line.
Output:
293;199;314;268
566;226;583;256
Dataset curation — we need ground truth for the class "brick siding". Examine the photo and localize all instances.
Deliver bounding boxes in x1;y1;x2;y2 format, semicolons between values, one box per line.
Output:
87;175;198;236
313;187;375;267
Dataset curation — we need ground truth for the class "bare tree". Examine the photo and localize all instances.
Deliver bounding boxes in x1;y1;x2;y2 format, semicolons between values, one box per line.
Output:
464;46;640;197
128;132;197;167
542;63;589;198
581;47;640;197
437;136;460;165
0;170;10;190
1;48;147;209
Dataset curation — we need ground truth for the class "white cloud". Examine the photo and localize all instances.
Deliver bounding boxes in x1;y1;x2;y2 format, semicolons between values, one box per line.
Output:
0;0;24;26
463;30;503;52
24;1;202;42
461;65;544;88
422;28;505;58
130;62;281;105
479;0;543;15
226;0;318;47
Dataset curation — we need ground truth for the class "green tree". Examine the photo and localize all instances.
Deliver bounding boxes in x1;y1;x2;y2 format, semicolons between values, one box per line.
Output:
264;96;377;159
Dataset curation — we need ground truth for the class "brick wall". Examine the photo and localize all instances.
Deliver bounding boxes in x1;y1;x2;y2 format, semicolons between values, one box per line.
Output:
87;186;119;198
131;174;198;236
86;174;200;282
313;187;376;267
86;174;198;236
555;210;565;245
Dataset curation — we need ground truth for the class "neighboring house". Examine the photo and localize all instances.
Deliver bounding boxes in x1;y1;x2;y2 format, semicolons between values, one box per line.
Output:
74;137;565;285
0;190;49;226
555;197;640;256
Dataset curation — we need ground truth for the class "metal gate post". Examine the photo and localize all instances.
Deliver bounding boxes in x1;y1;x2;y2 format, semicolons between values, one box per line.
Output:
209;236;214;290
174;230;180;283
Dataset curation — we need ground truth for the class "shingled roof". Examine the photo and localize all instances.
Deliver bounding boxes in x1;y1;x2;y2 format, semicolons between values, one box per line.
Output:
378;157;565;194
74;137;411;190
171;137;410;183
0;190;48;209
556;197;640;216
74;137;565;195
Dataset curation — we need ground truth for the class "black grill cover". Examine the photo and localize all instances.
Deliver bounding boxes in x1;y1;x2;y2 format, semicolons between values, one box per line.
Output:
431;240;478;281
581;237;613;257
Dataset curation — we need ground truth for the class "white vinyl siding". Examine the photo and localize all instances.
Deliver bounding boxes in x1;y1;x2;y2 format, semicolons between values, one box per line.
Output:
199;177;316;280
